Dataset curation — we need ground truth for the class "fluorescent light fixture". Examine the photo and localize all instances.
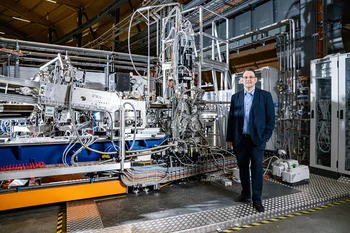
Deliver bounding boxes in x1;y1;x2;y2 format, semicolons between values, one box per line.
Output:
12;17;30;23
46;0;57;3
0;32;5;35
66;38;74;44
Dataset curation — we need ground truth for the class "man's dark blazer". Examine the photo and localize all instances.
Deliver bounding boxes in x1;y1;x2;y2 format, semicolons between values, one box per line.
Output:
226;88;275;147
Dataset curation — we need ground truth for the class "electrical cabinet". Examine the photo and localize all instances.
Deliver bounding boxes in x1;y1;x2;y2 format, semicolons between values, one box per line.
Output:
338;53;350;175
231;66;279;151
310;54;350;175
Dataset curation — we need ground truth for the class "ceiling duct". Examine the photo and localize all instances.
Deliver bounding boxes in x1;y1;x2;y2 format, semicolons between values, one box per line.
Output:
327;0;350;53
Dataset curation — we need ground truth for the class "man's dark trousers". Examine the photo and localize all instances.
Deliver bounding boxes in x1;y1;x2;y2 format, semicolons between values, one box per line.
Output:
235;135;266;205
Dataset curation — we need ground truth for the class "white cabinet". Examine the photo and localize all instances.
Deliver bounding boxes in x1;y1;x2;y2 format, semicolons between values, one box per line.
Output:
310;54;350;175
337;53;350;175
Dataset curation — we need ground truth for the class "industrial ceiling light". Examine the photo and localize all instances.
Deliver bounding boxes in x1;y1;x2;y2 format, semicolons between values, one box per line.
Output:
46;0;57;3
0;32;5;35
12;17;30;23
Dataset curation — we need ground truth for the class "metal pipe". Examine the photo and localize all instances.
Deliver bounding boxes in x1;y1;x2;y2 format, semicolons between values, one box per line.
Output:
226;18;229;90
230;19;293;42
199;6;203;88
39;56;59;71
14;42;20;78
0;38;151;60
147;8;151;103
127;5;180;77
7;55;10;77
276;35;282;72
162;17;167;99
212;21;215;61
173;6;180;90
0;86;15;92
106;55;110;91
181;6;199;15
204;101;230;104
18;57;148;71
156;16;159;57
281;33;287;71
202;19;296;55
285;32;291;111
291;19;297;96
21;51;149;67
0;104;34;113
202;32;228;43
120;105;125;171
183;0;205;11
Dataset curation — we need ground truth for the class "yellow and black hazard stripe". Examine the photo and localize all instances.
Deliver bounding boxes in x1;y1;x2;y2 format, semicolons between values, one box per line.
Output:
57;211;64;233
216;199;350;232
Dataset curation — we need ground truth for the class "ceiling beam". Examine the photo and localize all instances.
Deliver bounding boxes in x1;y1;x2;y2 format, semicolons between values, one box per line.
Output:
0;0;50;27
55;0;81;9
51;0;128;45
0;22;28;40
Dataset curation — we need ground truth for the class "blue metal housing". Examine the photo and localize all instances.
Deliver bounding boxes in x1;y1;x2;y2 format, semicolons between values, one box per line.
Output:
0;137;167;167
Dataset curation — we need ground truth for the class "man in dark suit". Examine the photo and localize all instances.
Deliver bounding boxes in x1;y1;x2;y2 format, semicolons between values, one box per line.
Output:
226;68;275;213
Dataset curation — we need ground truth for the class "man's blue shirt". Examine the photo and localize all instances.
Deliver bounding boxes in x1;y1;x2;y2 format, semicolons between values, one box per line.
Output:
243;88;255;134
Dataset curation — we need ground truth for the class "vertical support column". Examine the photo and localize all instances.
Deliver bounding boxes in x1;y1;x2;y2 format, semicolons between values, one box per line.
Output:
212;21;218;93
212;70;218;93
212;21;215;61
14;42;19;78
2;57;8;76
316;0;323;58
76;7;83;47
226;18;230;90
156;17;159;57
173;8;179;89
162;17;167;98
48;25;53;43
198;6;203;88
105;55;110;91
112;7;120;51
120;105;125;171
147;9;150;103
322;0;328;57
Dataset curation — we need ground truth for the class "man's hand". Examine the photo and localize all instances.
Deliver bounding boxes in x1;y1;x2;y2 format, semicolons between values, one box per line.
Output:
227;141;233;150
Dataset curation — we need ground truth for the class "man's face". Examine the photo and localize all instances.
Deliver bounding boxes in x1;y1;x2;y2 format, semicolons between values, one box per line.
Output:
242;70;257;89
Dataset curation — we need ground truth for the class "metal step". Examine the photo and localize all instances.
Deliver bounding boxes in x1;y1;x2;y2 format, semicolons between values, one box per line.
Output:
67;199;103;233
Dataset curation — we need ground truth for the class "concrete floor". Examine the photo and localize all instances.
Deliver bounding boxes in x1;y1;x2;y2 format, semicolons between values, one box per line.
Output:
236;202;350;233
0;203;63;233
0;198;349;233
0;179;349;233
96;179;298;227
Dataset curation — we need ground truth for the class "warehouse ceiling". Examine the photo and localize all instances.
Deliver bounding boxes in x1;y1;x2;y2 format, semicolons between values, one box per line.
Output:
0;0;280;72
0;0;155;48
0;0;193;50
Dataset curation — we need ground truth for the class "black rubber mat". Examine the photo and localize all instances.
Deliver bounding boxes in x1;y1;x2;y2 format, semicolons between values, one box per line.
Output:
96;179;299;227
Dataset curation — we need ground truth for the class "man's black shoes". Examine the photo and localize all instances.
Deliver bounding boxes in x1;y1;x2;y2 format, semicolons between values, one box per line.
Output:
234;195;251;203
253;203;265;213
234;196;265;212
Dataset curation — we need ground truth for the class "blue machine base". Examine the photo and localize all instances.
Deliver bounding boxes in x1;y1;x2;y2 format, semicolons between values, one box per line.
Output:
0;137;167;167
